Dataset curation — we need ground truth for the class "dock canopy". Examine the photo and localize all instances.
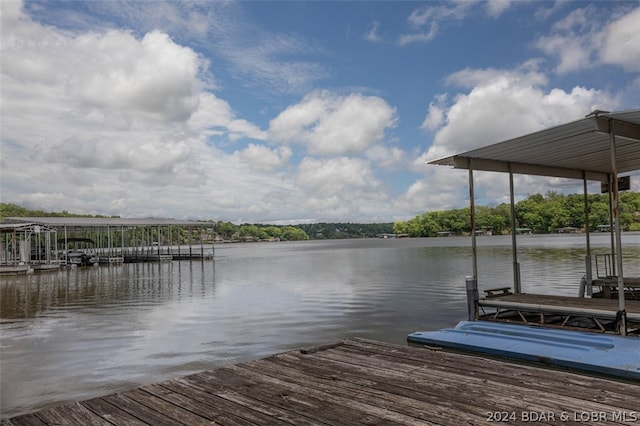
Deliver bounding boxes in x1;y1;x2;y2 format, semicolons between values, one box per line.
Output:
429;109;640;334
429;109;640;181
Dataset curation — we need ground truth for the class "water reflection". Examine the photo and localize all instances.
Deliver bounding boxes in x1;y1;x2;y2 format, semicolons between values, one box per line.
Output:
1;234;639;417
1;261;215;320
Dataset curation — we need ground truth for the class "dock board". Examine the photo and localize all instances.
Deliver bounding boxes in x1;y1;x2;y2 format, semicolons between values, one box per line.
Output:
3;338;639;425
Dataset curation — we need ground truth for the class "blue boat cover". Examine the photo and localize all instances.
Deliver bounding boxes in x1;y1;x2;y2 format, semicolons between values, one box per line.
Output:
407;321;640;380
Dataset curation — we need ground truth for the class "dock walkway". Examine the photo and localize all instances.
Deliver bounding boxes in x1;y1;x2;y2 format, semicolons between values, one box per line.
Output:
3;338;639;425
479;293;640;333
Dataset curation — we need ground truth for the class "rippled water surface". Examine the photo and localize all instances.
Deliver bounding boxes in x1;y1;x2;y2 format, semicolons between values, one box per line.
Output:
1;234;639;416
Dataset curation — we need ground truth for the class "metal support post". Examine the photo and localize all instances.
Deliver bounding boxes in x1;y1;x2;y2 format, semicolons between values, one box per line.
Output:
609;120;626;336
583;172;592;296
468;166;478;282
509;167;521;294
466;276;479;321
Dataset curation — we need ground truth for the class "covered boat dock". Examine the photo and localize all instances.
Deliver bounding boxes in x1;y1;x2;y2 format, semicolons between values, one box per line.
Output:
408;109;640;379
425;109;640;336
1;217;214;273
0;222;60;274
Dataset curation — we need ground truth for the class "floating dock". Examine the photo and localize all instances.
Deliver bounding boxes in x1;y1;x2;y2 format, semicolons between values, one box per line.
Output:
408;321;640;380
3;338;639;425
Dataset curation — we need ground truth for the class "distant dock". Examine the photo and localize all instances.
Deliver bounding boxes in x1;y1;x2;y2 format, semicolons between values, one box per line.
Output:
0;217;214;274
3;338;639;425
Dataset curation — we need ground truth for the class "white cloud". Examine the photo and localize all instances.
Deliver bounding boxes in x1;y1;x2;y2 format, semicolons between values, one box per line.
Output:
3;27;206;123
18;0;328;95
294;157;391;220
365;145;407;170
235;144;292;172
188;92;267;141
0;1;401;223
268;91;397;156
398;29;438;47
444;60;548;88
600;7;640;72
406;3;468;27
534;7;598;74
486;0;512;18
365;21;382;42
296;157;378;196
72;30;204;121
402;62;619;214
535;5;640;74
1;2;399;223
48;133;192;173
221;39;329;95
1;22;210;161
534;1;570;21
0;3;292;221
421;94;448;132
419;62;615;164
394;168;468;215
400;2;496;46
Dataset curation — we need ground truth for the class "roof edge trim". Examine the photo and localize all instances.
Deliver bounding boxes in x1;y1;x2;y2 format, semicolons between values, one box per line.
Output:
430;156;608;181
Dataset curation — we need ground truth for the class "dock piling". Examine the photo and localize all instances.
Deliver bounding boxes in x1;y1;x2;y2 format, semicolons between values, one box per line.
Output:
466;275;478;321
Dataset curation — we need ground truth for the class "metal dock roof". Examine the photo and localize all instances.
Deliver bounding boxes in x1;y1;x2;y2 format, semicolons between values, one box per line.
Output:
3;217;211;228
430;109;640;180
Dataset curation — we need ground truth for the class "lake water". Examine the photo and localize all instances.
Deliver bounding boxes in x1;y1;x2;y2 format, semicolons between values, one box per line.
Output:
1;233;639;417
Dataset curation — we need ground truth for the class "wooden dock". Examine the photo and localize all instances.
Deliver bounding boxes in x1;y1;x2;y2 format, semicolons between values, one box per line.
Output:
3;338;639;425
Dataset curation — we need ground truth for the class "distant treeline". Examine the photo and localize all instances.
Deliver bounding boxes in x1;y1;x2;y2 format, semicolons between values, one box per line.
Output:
212;222;394;241
3;191;639;241
0;203;119;219
0;203;392;241
393;191;640;237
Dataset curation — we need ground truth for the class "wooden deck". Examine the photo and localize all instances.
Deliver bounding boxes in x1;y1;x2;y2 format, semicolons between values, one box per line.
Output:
593;277;640;299
3;338;639;425
479;293;640;333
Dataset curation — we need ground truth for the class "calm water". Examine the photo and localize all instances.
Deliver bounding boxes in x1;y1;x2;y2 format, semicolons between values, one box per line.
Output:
1;234;639;417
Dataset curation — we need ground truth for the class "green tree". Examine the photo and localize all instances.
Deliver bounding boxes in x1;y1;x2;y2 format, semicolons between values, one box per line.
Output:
215;221;237;240
476;206;507;234
280;226;309;241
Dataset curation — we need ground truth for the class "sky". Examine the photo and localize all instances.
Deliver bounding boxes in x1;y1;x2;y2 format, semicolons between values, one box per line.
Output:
1;1;639;224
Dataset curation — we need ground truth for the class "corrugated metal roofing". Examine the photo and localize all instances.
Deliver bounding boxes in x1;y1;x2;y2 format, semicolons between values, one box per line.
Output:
429;109;640;180
0;222;57;233
3;217;211;227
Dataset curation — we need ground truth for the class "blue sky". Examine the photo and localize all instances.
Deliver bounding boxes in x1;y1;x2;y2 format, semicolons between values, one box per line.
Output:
1;1;639;223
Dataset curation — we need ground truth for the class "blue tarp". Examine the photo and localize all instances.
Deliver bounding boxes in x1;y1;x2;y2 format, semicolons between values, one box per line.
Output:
408;321;640;380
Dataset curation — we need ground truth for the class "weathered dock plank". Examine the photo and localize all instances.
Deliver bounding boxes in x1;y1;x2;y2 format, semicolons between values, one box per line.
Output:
5;337;640;425
172;370;324;425
328;340;639;423
344;338;640;405
33;402;110;426
116;389;209;426
2;414;46;426
79;397;148;426
166;375;323;425
231;364;433;425
304;343;561;423
145;381;275;426
243;353;474;425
